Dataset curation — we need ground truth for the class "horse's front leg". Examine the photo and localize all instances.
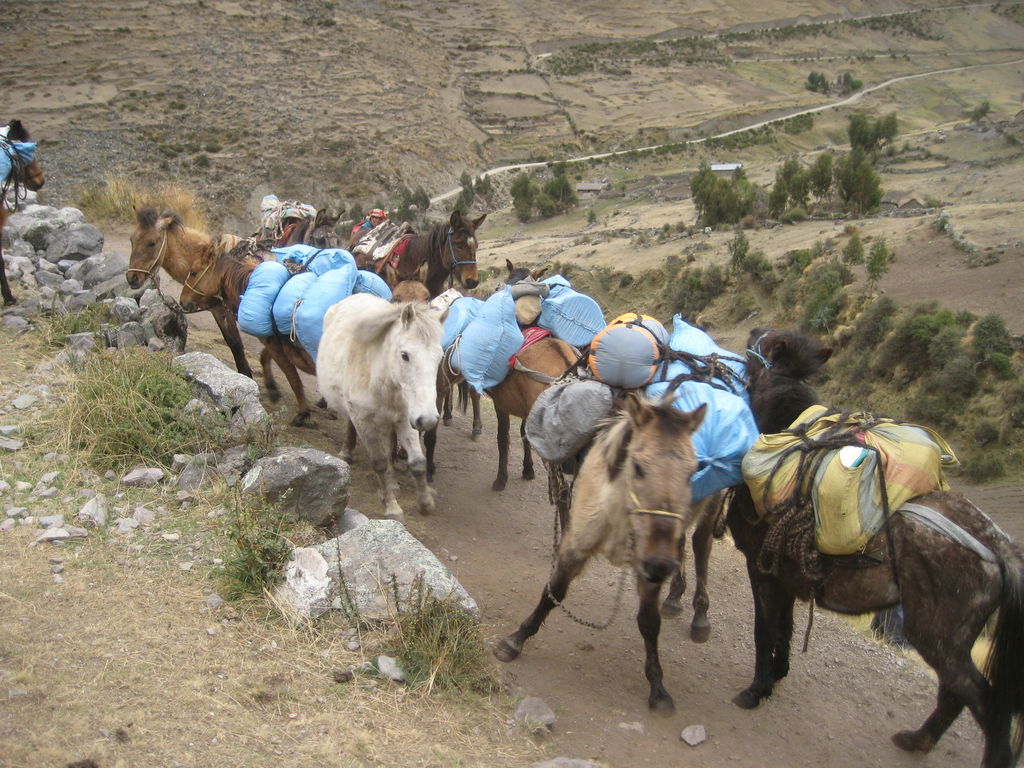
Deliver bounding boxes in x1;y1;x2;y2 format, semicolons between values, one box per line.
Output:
363;430;403;521
734;567;792;709
637;576;674;713
396;422;435;516
340;417;358;465
688;509;716;643
0;250;17;306
210;303;253;378
441;386;454;426
520;419;534;481
494;544;589;663
492;408;510;491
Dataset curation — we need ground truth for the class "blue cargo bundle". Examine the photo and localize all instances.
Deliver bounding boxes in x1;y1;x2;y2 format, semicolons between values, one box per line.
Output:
236;244;392;362
457;289;524;392
537;275;606;348
644;316;757;501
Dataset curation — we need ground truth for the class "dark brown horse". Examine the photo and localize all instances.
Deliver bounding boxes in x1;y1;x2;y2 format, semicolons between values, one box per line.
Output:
729;327;1024;768
494;393;708;712
1;120;45;306
177;244;318;426
377;210;484;298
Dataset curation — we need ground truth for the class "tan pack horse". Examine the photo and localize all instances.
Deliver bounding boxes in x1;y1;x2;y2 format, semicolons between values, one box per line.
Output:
1;120;45;306
495;393;708;713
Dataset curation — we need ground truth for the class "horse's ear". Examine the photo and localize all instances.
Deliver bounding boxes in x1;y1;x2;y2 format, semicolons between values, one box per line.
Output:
400;302;417;327
531;266;549;280
681;403;707;433
505;258;514;274
623;392;652;427
449;210;462;227
136;207;158;228
156;216;174;233
472;213;487;230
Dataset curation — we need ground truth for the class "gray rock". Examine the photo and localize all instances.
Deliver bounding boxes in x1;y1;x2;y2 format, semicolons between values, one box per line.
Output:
0;437;25;451
0;519;15;532
338;508;369;533
54;207;86;227
121;467;164;487
241;448;349;527
174;453;217;492
514;697;556;730
175;352;267;428
31;528;70;545
680;724;708;746
77;494;108;528
1;316;30;333
38;514;65;529
58;278;84;295
315;520;478;622
109;321;148;349
216;445;251;486
44;222;104;263
12;395;38;410
376;655;406;682
21;218;58;251
273;547;333;620
109;296;141;324
114;517;139;534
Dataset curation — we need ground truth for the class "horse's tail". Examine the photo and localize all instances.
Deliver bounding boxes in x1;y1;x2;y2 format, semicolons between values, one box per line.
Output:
456;380;471;414
984;554;1024;762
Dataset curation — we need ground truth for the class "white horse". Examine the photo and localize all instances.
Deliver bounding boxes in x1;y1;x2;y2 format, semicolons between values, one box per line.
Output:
317;293;448;521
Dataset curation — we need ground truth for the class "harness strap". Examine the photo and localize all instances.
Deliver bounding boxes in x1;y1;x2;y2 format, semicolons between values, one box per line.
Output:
898;502;998;563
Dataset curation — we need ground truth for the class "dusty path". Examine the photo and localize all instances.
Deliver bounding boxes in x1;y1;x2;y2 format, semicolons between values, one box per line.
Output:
172;303;1009;768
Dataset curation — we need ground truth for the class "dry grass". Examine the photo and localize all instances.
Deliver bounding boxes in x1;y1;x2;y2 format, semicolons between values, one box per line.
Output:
75;172;209;230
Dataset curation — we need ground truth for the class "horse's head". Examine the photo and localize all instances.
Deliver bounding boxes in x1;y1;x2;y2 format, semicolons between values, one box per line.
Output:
745;327;832;380
381;300;448;431
443;210;485;290
2;120;45;195
391;280;430;303
603;393;706;584
127;207;178;288
504;258;548;286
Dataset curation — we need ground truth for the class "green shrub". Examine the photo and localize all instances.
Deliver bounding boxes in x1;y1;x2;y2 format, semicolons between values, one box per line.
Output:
386;575;499;694
972;419;1000;446
849;295;897;350
962;450;1006;482
39;303;111;348
971;314;1013;360
780;206;808;224
50;347;231;469
221;494;294;600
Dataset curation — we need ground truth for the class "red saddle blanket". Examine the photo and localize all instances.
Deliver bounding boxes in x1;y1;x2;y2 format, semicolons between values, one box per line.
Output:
509;326;552;368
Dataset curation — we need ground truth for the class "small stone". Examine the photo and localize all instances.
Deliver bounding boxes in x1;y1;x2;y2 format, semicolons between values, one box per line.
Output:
0;519;15;532
162;532;181;542
514;697;556;730
205;594;225;610
51;565;64;574
681;724;707;746
346;639;360;651
179;562;194;571
376;655;406;682
332;669;354;684
38;514;65;529
618;721;645;733
121;467;164;487
114;517;140;534
12;394;38;410
31;528;70;545
0;437;24;452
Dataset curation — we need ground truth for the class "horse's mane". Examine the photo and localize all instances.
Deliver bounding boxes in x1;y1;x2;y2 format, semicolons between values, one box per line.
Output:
5;120;30;142
353;299;442;346
598;399;700;481
216;250;259;307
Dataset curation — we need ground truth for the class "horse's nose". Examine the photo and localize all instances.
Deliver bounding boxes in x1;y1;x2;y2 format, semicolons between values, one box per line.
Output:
126;274;141;289
412;413;439;432
181;300;196;313
640;557;677;584
463;277;479;289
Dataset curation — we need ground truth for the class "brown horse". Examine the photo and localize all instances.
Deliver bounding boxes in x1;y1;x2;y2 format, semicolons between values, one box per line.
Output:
377;211;484;298
729;327;1024;768
1;120;45;306
128;208;263;380
177;245;322;426
494;393;708;713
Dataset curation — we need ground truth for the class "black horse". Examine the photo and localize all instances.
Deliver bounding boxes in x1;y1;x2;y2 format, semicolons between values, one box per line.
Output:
1;120;45;305
729;327;1024;768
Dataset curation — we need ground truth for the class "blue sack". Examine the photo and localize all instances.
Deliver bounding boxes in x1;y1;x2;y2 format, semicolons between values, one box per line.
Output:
0;140;36;180
441;296;483;350
238;261;290;337
271;245;356;276
295;265;358;361
353;269;392;300
538;275;606;348
659;314;748;400
645;379;759;502
458;289;523;392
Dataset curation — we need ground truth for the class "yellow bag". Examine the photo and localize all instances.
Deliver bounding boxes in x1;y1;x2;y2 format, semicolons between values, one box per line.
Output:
742;405;959;555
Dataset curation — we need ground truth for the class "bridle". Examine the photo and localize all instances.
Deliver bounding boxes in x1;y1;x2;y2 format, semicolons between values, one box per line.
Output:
126;229;169;285
182;257;222;302
443;226;477;276
628;490;685;522
747;330;774;370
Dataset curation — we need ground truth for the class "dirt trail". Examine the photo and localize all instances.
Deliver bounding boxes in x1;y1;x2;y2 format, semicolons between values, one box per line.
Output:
172;301;1005;768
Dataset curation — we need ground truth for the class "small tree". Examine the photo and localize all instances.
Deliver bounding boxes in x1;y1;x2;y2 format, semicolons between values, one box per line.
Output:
806;71;829;93
866;238;890;289
970;100;992;123
810;152;834;200
843;232;865;265
511;172;535;221
729;230;750;272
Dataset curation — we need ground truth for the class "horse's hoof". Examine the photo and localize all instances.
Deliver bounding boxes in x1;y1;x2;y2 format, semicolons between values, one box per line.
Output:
384;510;406;523
522;469;535;481
732;688;764;709
661;598;683;617
649;694;675;715
442;417;453;426
491;478;507;492
316;397;328;409
291;412;313;427
892;730;934;754
266;386;282;403
493;638;521;663
418;490;436;516
3;295;17;307
471;426;482;438
689;621;711;644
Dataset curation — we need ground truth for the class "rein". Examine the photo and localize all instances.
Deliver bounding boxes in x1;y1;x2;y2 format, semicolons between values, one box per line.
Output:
182;257;223;302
